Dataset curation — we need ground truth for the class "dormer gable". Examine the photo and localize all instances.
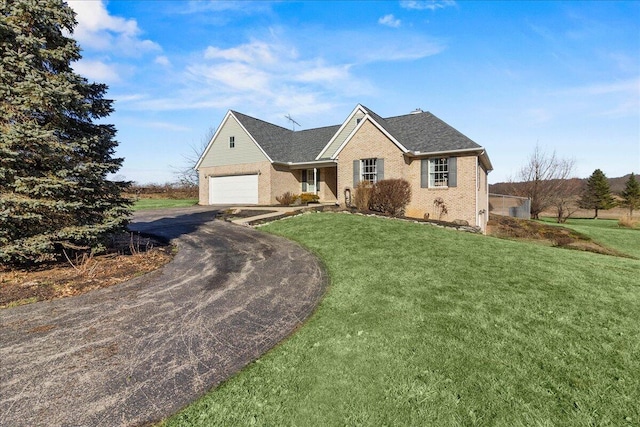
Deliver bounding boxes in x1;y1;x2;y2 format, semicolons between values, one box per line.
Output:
195;111;272;170
315;104;368;160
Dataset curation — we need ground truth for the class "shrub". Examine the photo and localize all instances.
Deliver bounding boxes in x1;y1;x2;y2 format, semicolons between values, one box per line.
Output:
353;181;374;211
433;197;448;220
370;179;412;216
300;193;320;204
276;192;299;206
618;216;639;229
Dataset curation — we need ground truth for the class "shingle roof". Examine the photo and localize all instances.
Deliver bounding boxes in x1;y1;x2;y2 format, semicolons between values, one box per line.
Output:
384;112;482;153
231;106;484;163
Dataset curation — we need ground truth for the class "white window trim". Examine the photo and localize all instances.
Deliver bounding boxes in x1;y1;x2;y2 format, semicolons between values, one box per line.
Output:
229;136;235;148
361;158;377;184
429;158;449;188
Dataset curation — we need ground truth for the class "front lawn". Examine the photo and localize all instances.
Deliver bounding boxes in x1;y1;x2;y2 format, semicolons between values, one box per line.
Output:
132;198;198;211
164;213;640;426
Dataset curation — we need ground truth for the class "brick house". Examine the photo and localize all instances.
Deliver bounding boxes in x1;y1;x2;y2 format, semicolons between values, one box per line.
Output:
195;104;493;231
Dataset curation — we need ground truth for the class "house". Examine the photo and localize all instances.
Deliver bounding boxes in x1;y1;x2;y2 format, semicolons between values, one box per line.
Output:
195;104;493;231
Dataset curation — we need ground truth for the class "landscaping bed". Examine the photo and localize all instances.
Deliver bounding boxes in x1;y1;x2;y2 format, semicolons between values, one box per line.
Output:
0;232;173;308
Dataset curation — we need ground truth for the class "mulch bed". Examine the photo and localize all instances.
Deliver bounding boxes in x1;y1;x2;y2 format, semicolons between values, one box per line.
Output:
0;233;173;308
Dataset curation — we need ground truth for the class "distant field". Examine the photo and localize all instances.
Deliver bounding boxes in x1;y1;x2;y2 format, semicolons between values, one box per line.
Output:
132;198;198;211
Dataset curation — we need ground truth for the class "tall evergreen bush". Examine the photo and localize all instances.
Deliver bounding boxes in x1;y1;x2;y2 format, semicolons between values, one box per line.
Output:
578;169;615;219
1;0;130;264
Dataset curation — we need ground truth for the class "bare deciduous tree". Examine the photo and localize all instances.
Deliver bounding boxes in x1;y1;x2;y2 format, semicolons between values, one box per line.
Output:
552;178;582;223
511;145;576;220
173;127;215;187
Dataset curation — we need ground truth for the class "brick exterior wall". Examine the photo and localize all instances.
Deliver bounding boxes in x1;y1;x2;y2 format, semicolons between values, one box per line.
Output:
337;120;488;230
271;165;300;204
406;155;478;226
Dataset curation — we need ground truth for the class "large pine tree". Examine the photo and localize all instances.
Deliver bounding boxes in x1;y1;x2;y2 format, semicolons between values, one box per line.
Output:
578;169;616;219
620;173;640;218
1;0;130;265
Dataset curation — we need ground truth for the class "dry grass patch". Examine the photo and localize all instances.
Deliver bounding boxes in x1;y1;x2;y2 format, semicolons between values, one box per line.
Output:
487;214;630;257
0;232;173;309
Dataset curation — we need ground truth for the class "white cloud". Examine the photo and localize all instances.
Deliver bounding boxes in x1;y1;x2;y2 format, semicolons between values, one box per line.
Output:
204;41;278;64
379;14;401;28
72;60;120;83
155;56;171;66
121;28;443;125
295;64;352;83
188;62;272;93
400;0;456;11
67;0;160;55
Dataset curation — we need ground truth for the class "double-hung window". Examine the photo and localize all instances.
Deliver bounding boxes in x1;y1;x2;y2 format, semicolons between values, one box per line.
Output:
361;158;377;184
421;157;457;188
429;158;448;187
229;136;235;148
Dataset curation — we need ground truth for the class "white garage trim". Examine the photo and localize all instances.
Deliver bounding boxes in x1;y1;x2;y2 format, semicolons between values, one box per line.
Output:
209;174;259;205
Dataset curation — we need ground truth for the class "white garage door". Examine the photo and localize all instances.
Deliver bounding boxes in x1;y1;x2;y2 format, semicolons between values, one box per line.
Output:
209;174;259;205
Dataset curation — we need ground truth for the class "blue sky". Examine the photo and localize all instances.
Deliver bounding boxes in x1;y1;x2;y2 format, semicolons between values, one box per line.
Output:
66;0;640;184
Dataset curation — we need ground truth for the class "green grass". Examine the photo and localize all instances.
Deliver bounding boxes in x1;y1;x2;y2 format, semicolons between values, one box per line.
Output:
540;217;640;258
164;213;640;427
132;198;198;211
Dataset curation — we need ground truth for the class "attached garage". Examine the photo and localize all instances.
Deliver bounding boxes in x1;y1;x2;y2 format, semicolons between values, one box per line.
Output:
208;174;259;205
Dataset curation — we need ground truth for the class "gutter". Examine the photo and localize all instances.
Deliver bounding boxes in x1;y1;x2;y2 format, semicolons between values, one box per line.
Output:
406;147;493;172
272;160;338;170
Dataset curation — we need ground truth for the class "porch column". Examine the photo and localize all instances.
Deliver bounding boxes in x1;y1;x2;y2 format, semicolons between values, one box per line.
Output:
313;168;318;195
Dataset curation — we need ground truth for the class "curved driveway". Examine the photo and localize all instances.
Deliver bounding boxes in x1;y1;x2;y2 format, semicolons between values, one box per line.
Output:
0;206;327;427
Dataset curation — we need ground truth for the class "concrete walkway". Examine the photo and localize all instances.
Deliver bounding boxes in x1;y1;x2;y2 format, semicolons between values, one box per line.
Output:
0;206;328;427
229;206;302;226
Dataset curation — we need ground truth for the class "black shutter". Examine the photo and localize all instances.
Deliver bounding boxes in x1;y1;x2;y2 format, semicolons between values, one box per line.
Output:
302;169;307;192
353;160;360;187
316;169;320;191
448;157;457;187
421;159;428;188
376;158;384;182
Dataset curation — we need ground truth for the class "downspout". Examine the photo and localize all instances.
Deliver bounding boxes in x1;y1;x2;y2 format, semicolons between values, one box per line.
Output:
486;164;490;231
475;157;479;228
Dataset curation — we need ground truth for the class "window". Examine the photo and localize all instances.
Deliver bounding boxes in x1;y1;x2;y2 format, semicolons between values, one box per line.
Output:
361;158;377;183
356;118;362;125
229;136;235;148
429;158;448;187
421;157;456;188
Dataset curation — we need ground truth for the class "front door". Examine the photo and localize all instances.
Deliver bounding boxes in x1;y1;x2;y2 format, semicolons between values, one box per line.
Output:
302;169;319;194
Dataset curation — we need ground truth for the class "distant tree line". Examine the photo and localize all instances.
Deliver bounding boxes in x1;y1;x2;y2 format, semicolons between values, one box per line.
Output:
502;145;639;222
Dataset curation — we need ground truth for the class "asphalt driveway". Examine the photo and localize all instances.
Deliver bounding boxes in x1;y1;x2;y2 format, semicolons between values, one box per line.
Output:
0;206;327;427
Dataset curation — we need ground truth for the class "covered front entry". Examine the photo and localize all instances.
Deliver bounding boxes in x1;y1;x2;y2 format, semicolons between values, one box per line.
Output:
209;174;258;204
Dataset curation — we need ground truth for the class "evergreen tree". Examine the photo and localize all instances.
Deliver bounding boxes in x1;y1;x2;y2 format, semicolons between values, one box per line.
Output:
578;169;616;218
620;173;640;218
1;0;130;265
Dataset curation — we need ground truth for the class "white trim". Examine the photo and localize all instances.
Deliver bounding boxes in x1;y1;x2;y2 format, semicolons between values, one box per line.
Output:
195;111;273;171
315;104;367;160
407;147;484;158
331;114;409;160
427;157;449;188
